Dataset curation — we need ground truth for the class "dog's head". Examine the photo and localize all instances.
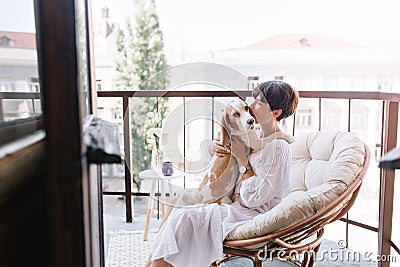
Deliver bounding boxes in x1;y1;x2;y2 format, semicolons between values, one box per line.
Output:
220;98;254;145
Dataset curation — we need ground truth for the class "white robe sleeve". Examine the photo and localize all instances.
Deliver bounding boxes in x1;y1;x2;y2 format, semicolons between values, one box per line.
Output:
239;140;290;208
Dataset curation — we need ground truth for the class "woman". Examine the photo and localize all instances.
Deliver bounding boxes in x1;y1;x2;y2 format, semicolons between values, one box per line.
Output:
145;80;299;267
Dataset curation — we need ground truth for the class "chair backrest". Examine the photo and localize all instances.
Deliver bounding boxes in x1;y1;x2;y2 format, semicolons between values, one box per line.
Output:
290;130;367;192
274;140;371;247
276;130;370;242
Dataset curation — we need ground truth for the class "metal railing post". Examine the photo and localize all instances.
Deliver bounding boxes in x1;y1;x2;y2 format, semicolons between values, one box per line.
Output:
378;100;398;267
123;96;133;222
318;98;322;131
0;96;4;122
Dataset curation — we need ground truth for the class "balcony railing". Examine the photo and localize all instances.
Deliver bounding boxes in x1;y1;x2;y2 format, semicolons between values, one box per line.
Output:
0;91;42;121
0;92;43;145
98;89;400;267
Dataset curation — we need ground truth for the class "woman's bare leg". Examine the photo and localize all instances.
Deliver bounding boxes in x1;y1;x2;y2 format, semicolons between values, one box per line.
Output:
144;254;152;267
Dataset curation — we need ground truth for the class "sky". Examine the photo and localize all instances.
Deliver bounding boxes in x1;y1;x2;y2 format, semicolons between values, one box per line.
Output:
91;0;400;52
0;0;35;32
2;0;400;52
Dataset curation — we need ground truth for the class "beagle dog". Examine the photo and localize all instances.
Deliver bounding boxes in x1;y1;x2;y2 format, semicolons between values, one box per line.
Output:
182;98;262;205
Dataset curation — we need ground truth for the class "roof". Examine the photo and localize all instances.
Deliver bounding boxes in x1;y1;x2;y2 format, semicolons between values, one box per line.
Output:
243;34;362;49
0;31;36;49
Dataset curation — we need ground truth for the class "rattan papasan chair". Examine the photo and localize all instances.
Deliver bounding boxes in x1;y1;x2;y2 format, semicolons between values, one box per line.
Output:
214;130;370;267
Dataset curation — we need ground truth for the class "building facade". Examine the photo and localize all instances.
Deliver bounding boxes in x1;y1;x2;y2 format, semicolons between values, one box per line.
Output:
0;31;40;121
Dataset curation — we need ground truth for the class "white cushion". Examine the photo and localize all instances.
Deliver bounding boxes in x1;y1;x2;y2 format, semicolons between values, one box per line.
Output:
226;130;366;240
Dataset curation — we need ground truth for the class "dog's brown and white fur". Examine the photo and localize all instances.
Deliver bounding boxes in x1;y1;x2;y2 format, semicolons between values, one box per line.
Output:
182;98;263;205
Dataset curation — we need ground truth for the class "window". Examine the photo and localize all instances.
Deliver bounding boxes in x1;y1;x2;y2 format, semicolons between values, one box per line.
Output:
28;77;40;92
0;35;12;47
352;108;368;129
322;106;341;130
296;108;312;128
0;76;15;91
323;112;340;129
96;79;102;91
0;0;43;145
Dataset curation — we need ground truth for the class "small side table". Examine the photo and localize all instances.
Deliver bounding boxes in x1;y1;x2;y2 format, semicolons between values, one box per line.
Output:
139;168;185;241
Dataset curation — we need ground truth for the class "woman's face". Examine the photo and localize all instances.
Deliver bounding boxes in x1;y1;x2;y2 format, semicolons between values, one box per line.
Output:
249;95;275;125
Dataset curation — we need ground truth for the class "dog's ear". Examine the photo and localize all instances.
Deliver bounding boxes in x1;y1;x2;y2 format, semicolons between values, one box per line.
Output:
220;114;231;146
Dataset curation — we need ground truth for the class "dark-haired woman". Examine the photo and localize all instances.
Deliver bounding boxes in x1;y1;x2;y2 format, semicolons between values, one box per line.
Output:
146;81;299;267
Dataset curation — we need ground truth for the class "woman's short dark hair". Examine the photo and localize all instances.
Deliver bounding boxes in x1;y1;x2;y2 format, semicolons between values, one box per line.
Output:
252;80;299;121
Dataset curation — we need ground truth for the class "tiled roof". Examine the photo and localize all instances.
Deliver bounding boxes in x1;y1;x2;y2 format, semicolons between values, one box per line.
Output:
244;34;362;49
0;31;36;49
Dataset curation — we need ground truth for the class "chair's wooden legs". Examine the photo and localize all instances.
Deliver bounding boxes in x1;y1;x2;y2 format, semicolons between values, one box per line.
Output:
307;244;321;267
298;246;321;267
254;257;262;267
308;252;315;267
314;243;321;255
301;251;308;267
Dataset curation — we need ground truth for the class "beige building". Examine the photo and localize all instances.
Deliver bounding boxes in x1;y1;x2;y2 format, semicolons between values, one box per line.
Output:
0;31;40;121
209;33;400;92
207;33;399;157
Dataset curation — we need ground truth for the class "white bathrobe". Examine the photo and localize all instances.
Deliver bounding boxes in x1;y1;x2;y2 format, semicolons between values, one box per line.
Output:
150;133;293;267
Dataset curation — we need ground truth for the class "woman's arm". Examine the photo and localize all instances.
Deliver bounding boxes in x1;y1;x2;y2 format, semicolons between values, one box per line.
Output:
239;141;291;208
218;136;291;208
241;167;254;180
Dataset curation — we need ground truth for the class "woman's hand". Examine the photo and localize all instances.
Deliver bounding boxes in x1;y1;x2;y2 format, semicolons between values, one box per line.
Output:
213;136;231;157
231;136;248;165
